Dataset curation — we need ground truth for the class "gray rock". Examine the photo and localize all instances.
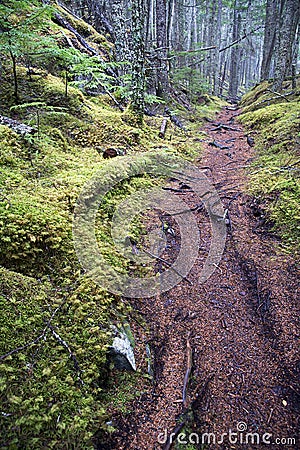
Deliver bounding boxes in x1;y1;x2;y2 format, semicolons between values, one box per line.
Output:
109;325;136;371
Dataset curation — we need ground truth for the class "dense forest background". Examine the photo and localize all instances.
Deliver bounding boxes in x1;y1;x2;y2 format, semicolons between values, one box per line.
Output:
62;0;300;110
1;0;299;120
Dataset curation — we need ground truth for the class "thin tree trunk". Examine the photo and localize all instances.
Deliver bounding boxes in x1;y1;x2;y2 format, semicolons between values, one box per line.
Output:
156;0;170;97
228;1;241;101
130;0;146;124
10;50;19;103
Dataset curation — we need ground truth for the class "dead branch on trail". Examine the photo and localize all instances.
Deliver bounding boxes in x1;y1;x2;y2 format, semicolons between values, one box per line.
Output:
163;375;215;450
190;374;215;412
141;248;193;285
162;186;192;193
208;140;232;150
163;421;186;450
210;123;241;132
182;334;193;408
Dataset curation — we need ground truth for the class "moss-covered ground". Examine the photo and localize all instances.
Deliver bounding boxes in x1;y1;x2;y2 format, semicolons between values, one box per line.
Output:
240;80;300;253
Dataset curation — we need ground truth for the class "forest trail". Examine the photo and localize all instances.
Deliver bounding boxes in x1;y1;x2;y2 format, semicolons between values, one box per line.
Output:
109;107;299;450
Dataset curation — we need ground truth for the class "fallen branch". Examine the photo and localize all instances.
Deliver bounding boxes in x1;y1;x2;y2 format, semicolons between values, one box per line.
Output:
255;90;295;107
141;247;193;285
163;375;214;450
219;26;262;53
163;421;186;450
162;186;192;193
210;123;241;132
266;88;291;102
0;115;36;136
91;73;124;111
182;334;193;408
190;374;215;411
208;140;231;150
49;324;84;385
0;301;66;361
164;107;186;131
53;13;118;79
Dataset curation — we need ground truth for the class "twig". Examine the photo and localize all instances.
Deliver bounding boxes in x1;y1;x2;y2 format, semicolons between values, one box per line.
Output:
0;301;66;361
163;421;186;450
91;74;124;111
49;325;84;386
141;247;193;285
182;333;193;408
190;374;215;411
219;26;262;53
162;186;192;193
266;88;291;102
255;91;295;107
267;408;274;425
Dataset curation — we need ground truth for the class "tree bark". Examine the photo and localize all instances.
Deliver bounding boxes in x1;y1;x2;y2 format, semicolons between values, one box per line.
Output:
130;0;146;124
260;0;279;81
156;0;170;97
111;0;130;76
273;0;300;91
228;1;241;101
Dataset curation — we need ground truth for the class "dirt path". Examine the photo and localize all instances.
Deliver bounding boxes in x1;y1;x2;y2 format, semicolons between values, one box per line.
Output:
106;107;299;450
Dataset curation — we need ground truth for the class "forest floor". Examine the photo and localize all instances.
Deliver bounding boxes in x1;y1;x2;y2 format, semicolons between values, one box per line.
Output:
106;107;299;450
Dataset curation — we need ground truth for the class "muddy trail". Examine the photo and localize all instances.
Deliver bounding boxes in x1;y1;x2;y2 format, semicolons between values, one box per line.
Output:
104;107;300;450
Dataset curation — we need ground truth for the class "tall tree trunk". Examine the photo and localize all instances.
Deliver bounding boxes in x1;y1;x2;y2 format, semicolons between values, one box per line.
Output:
111;0;130;76
228;2;241;101
273;0;300;91
212;0;222;95
156;0;170;97
260;0;278;81
130;0;146;124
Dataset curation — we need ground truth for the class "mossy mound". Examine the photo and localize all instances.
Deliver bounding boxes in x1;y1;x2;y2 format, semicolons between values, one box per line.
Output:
240;82;300;252
0;267;120;449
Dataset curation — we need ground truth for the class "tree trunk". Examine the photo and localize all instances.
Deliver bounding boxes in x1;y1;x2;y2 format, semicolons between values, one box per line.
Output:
260;0;278;81
228;2;241;101
111;0;130;76
273;0;300;91
156;0;170;97
130;0;146;124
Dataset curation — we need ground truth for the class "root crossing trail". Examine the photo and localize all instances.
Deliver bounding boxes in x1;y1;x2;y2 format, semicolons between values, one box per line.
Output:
108;107;299;450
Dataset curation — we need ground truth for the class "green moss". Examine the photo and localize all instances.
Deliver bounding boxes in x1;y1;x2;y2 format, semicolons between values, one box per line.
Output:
240;81;270;107
240;88;300;253
0;268;117;449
